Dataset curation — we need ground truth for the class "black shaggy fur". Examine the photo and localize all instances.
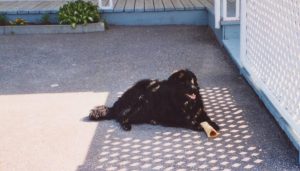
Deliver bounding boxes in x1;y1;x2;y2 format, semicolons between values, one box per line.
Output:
89;69;219;132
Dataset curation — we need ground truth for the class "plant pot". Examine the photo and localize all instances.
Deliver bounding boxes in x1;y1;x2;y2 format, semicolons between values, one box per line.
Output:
0;22;105;35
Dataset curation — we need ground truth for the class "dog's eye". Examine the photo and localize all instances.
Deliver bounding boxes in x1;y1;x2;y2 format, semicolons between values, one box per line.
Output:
191;79;195;85
187;79;195;85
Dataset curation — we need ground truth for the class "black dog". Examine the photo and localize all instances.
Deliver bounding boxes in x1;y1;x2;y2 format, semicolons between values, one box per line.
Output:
89;69;219;134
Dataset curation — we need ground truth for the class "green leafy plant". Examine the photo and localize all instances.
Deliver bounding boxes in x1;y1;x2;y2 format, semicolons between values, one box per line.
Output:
41;13;51;25
0;14;7;26
58;0;100;28
9;18;27;25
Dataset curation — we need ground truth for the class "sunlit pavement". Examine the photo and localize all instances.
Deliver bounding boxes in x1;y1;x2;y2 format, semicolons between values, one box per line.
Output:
0;26;299;171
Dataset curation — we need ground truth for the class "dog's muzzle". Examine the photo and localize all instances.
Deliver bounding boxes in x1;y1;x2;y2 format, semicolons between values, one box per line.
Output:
186;93;197;100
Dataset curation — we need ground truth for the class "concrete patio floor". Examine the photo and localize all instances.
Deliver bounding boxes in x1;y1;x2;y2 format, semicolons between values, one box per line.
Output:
0;26;299;171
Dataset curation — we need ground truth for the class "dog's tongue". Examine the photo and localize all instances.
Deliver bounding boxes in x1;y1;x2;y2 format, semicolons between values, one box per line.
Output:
186;93;196;100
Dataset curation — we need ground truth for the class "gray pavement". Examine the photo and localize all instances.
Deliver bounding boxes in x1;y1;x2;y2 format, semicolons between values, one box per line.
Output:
0;26;299;171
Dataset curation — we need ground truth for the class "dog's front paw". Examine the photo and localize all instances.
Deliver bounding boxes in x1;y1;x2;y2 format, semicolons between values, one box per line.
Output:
89;105;108;120
150;120;158;125
121;123;132;131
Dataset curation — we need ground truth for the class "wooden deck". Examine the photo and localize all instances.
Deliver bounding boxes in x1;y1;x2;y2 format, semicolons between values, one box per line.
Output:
107;0;206;12
0;0;210;14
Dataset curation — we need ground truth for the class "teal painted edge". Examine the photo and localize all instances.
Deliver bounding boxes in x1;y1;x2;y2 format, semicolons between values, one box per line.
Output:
241;67;300;160
102;10;208;25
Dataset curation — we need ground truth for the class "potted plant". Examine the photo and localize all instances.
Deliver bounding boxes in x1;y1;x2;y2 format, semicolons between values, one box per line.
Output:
0;0;105;35
58;0;101;28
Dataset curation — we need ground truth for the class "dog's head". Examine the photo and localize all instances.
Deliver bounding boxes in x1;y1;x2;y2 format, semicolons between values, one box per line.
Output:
168;69;200;100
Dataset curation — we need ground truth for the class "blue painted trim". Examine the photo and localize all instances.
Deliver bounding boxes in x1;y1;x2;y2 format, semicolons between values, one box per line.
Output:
154;7;165;12
2;10;59;15
135;8;146;13
6;11;18;15
223;24;240;40
4;13;58;23
221;20;240;25
17;11;29;15
145;8;155;12
102;10;208;25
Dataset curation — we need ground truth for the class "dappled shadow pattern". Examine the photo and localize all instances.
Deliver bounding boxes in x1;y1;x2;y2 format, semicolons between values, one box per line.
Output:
80;87;264;170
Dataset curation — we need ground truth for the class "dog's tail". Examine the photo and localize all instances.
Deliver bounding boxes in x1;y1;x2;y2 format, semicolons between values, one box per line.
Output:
89;105;116;120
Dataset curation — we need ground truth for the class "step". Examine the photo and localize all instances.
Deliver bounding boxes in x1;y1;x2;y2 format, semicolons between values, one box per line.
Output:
221;20;240;40
223;38;240;67
102;10;207;25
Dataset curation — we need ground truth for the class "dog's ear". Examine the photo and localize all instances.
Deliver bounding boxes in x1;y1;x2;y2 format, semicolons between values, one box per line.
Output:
168;69;186;82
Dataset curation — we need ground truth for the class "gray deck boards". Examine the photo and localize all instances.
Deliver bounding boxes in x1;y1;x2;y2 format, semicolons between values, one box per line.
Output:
0;0;206;13
17;1;38;13
144;0;154;11
153;0;164;11
48;1;64;9
135;0;144;12
190;0;204;9
200;0;213;9
124;0;135;12
0;2;14;10
31;2;50;10
114;0;126;12
180;0;194;10
17;1;35;9
104;0;118;12
171;0;184;10
162;0;174;11
113;0;118;7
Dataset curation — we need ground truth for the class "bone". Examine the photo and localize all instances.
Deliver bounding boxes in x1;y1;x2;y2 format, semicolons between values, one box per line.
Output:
200;121;220;138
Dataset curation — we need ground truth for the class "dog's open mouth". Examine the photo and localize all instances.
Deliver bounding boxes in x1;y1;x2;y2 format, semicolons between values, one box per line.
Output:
186;93;196;100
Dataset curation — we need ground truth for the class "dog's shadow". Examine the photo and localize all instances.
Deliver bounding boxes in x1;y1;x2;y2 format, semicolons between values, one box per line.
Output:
78;87;264;171
81;116;92;122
